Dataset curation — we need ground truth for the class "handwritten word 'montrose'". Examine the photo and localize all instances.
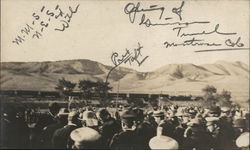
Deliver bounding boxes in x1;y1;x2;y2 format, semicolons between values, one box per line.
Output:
12;4;80;46
164;38;222;48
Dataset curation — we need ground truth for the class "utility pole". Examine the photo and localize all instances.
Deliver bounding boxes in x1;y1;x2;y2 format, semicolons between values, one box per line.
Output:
116;67;121;110
116;80;120;110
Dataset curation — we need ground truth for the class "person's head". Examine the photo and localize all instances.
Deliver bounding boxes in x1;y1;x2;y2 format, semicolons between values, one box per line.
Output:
68;111;81;126
81;111;98;127
187;118;203;131
187;109;197;119
49;102;61;116
3;105;17;121
233;118;246;133
208;106;221;117
205;117;219;132
153;105;158;111
121;110;137;131
114;111;121;120
133;108;144;124
220;106;231;117
97;109;110;122
57;108;69;125
152;111;165;124
15;106;26;120
71;127;101;149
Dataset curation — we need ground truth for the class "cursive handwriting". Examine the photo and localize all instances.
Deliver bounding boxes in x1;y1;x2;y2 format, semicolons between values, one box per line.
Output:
111;43;149;67
164;36;245;49
124;1;209;28
54;4;80;31
123;2;247;52
124;2;165;24
173;24;236;37
105;43;149;83
12;4;80;45
225;37;244;47
164;37;222;48
172;1;185;21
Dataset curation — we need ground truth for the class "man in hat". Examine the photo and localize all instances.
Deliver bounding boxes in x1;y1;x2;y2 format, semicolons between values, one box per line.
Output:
52;111;81;149
233;118;247;139
31;102;61;148
70;127;102;149
80;110;99;130
208;106;221;117
97;109;121;148
41;108;69;148
35;102;61;129
109;109;142;149
153;110;175;138
215;106;236;150
152;110;165;125
205;117;220;135
205;117;221;150
133;108;155;150
182;118;215;150
0;105;29;148
172;115;186;148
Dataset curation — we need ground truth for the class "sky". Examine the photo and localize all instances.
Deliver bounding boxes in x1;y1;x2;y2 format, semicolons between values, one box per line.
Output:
1;0;249;72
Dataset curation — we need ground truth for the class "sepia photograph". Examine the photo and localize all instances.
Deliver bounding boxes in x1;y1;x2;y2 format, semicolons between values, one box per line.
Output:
1;0;249;149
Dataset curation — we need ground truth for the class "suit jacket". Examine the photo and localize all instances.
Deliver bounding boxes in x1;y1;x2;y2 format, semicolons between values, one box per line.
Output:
110;130;144;150
52;125;79;149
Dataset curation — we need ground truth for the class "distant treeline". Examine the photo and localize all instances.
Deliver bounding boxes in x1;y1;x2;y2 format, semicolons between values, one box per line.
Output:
0;90;202;101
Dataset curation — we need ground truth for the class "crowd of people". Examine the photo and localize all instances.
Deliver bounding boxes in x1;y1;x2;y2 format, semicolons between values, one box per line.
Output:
1;102;249;149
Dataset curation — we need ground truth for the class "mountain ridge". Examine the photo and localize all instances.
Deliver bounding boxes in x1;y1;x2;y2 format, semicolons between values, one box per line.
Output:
1;59;249;101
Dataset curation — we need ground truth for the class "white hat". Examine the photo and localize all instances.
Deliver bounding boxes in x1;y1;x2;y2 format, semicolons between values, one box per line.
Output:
81;111;98;127
236;132;249;148
149;135;179;149
205;117;219;122
70;127;101;145
205;117;219;125
152;111;165;117
221;107;230;112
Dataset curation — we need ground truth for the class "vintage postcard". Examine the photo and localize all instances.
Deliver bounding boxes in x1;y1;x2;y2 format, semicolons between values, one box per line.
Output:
1;0;249;149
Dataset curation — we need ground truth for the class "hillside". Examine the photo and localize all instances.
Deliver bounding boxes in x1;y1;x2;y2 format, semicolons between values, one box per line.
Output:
1;59;249;101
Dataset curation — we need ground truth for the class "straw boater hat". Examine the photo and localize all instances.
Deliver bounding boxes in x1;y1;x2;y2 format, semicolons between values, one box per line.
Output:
57;108;69;117
152;111;165;117
236;132;249;148
221;106;230;112
205;117;219;126
187;118;202;127
70;127;101;146
149;135;179;149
